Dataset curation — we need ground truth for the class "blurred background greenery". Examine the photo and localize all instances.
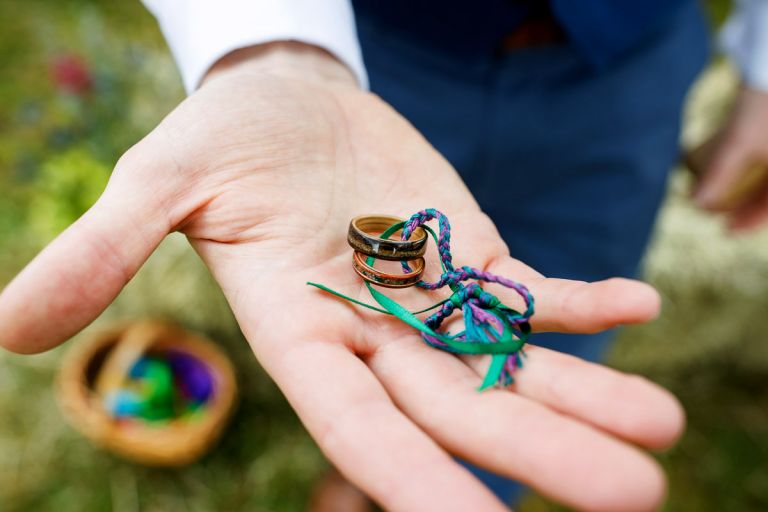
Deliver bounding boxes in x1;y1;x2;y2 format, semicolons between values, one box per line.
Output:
1;1;767;511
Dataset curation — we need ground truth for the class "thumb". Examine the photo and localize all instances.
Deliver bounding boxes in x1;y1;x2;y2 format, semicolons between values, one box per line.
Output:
0;146;173;354
692;135;752;211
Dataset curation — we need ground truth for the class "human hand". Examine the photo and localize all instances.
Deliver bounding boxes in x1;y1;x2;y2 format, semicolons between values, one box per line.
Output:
0;42;681;511
692;86;768;231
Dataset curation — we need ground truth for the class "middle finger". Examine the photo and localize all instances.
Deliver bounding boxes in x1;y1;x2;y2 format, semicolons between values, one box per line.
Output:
366;335;666;512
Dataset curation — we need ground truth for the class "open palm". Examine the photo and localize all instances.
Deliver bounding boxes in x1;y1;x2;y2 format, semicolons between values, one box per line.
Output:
0;52;682;511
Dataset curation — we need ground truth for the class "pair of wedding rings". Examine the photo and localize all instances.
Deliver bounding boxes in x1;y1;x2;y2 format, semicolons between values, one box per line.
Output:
347;215;427;288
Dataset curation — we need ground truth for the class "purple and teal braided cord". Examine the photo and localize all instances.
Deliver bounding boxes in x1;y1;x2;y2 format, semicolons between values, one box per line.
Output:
308;208;535;390
402;208;457;274
400;209;534;387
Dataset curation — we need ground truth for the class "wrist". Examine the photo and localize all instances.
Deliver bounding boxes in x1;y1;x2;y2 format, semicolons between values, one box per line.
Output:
202;41;359;90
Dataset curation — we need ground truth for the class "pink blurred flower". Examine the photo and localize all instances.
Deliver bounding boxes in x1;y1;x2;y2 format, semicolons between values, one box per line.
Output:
51;54;92;95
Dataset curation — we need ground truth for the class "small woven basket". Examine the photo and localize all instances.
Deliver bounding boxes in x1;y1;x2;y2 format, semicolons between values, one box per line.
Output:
56;321;238;466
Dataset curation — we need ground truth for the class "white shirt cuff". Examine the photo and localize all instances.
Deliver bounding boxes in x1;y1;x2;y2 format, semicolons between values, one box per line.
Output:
142;0;368;94
721;0;768;91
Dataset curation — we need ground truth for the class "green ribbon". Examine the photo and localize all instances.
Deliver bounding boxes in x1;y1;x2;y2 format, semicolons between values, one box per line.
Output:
308;221;527;390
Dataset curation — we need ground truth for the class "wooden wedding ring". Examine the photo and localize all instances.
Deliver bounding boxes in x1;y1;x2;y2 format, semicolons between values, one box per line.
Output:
352;250;425;288
347;215;427;261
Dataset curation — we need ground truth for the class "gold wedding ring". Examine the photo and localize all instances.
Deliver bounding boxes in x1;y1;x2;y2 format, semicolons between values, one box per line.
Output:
348;215;427;288
352;250;425;288
347;215;427;261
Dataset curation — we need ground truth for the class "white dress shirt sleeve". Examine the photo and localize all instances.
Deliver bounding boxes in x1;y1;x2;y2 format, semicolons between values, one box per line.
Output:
721;0;768;91
141;0;368;94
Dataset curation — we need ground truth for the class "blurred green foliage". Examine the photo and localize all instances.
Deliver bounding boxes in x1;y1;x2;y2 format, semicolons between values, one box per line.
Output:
2;1;768;512
0;2;327;511
28;148;110;237
0;0;181;256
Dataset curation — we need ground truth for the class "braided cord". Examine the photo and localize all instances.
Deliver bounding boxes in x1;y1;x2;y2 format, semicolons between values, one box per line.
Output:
310;209;535;390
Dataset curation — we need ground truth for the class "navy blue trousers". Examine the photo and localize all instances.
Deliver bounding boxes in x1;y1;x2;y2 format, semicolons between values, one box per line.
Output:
356;2;709;504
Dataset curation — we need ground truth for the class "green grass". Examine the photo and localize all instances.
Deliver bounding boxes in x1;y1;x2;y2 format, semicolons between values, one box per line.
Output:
0;237;328;512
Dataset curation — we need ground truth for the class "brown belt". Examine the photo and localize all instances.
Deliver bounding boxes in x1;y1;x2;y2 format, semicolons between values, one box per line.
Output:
501;12;566;51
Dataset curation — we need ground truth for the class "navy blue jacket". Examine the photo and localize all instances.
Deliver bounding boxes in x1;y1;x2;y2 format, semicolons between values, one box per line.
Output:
353;0;690;69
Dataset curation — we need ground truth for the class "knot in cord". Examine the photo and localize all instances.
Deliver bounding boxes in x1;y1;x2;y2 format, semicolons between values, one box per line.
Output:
310;208;535;390
400;209;534;388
